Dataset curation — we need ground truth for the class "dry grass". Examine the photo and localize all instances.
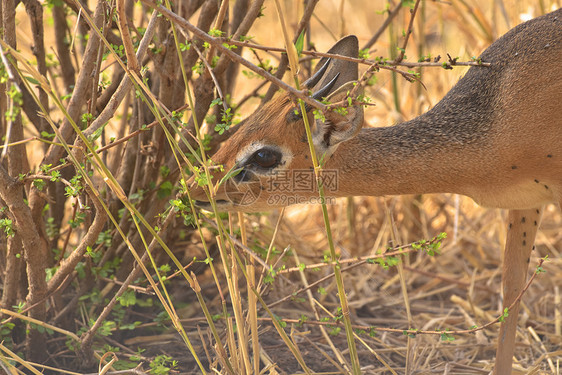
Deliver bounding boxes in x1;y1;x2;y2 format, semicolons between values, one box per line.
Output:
181;0;562;373
4;0;561;374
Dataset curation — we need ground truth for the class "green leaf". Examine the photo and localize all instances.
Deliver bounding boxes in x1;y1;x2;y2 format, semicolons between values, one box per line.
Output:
217;166;242;188
33;178;46;191
358;48;369;59
294;30;305;56
117;289;137;307
440;331;455;341
40;131;56;139
0;218;15;238
499;307;509;322
157;181;174;199
88;122;107;143
24;75;40;85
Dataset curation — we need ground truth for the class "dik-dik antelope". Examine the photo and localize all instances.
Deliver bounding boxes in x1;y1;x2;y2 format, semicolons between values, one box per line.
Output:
190;9;562;373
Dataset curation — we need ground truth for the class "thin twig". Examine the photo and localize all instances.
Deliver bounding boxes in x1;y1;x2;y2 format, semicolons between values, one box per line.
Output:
394;0;421;64
363;1;403;50
82;10;159;139
139;0;327;112
261;0;320;103
179;257;547;337
218;38;490;68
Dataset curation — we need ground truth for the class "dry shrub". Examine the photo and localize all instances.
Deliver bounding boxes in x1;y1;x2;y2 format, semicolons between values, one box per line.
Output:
0;0;560;373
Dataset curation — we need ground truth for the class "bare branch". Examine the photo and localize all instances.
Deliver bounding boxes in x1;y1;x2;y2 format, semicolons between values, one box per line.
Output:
82;11;159;139
394;0;421;64
261;0;320;103
41;0;106;166
362;1;403;50
140;0;327;112
46;186;107;294
217;39;491;68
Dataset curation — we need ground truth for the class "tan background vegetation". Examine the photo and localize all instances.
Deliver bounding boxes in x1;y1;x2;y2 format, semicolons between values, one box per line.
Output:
4;0;561;373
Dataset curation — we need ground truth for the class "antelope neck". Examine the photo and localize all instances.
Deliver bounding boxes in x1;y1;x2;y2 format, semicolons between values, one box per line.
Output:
326;110;490;199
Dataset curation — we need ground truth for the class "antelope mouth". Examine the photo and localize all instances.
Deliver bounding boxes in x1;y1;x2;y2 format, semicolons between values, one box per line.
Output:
194;199;232;210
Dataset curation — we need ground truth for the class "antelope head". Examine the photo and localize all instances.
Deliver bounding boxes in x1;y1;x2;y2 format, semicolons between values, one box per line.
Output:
189;36;364;212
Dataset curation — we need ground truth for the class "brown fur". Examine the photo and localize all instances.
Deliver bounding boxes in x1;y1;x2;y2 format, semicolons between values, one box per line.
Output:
192;10;562;211
189;9;562;373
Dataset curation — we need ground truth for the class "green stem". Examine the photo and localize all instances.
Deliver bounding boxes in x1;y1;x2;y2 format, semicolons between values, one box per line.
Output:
388;4;401;114
296;74;361;373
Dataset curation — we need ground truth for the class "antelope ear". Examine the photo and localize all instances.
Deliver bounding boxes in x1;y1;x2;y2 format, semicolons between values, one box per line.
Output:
303;36;363;156
312;81;364;155
304;35;359;96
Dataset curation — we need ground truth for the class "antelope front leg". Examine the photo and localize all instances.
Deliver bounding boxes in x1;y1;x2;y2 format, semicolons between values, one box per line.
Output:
495;208;542;374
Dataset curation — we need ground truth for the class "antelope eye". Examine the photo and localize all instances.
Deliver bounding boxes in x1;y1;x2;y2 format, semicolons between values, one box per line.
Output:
250;148;281;169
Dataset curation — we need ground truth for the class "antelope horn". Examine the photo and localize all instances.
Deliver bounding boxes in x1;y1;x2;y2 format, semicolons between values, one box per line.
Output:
312;73;341;101
303;58;331;88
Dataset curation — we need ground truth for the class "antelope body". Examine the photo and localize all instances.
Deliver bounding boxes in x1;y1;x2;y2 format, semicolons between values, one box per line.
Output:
190;9;562;374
